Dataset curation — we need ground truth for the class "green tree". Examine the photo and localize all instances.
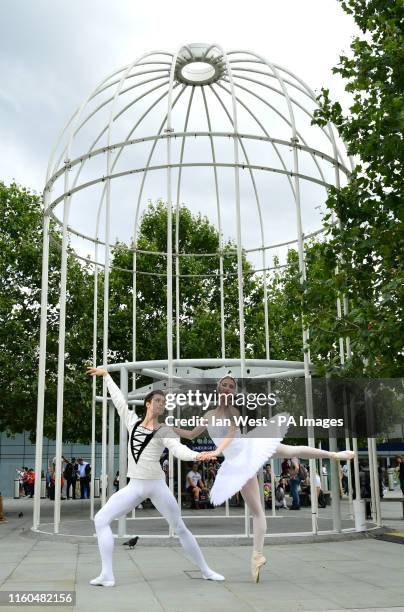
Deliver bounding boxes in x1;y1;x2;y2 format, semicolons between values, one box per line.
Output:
108;200;264;369
0;181;95;442
309;0;404;376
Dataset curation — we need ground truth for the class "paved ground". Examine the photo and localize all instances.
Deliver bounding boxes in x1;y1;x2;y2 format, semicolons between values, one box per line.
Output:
0;494;403;612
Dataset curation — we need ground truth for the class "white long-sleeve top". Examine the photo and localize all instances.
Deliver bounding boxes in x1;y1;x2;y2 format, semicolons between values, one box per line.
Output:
105;374;198;479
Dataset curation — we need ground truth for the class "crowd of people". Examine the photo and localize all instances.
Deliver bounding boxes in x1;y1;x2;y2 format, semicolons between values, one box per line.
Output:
181;455;404;513
16;467;36;498
16;456;92;500
183;457;328;511
16;454;404;515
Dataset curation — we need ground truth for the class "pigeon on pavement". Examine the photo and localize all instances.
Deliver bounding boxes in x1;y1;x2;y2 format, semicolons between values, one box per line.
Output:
123;536;139;549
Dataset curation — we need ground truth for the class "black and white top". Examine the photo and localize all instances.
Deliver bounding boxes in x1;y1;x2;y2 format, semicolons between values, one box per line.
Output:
105;374;198;479
130;422;157;463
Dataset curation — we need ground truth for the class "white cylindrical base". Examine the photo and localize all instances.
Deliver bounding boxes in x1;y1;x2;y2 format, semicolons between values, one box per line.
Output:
353;499;366;532
387;468;395;491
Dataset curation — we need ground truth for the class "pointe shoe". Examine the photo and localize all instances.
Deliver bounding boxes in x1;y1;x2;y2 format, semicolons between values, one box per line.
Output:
89;575;115;587
202;569;225;581
334;450;355;461
251;550;266;583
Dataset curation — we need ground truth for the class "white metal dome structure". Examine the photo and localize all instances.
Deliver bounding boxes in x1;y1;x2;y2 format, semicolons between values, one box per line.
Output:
33;43;378;539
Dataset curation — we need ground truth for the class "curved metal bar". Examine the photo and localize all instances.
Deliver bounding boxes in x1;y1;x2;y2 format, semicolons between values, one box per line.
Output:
175;86;195;358
229;66;346;166
51;63;171;176
212;83;296;197
47;65;131;181
230;65;313;99
202;44;221;60
48;161;333;215
270;61;353;170
265;55;320;535
166;46;186;535
46;131;350;190
222;77;327;185
105;50;165;532
212;49;247;467
227;52;347;167
103;53;156;511
171;79;195;516
49;233;299;277
207;84;272;358
53;71;170;176
201;86;226;358
69;80;172;224
131;84;186;396
50;221;329;260
50;52;174;175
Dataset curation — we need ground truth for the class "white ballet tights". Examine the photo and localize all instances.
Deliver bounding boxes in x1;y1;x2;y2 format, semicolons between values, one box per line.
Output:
240;476;267;554
93;478;214;582
273;443;339;460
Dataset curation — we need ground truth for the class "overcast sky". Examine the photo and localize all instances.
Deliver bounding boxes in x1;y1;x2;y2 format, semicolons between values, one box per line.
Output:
0;0;358;266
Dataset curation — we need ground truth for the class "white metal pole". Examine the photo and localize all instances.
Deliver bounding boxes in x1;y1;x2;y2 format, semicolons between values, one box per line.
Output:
101;185;110;507
53;169;72;534
372;437;382;526
90;248;99;520
33;203;51;531
90;206;103;520
108;402;115;498
367;436;376;522
118;367;128;536
165;47;182;537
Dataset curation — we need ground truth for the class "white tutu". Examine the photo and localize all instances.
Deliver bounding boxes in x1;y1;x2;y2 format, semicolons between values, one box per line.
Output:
209;412;289;506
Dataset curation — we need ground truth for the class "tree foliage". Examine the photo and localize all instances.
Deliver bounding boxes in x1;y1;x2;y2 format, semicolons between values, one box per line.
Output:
309;0;404;376
0;181;95;441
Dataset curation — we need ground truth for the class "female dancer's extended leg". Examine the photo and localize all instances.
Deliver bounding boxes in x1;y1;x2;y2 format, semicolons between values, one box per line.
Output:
150;480;224;580
273;444;354;461
92;480;145;586
240;476;267;582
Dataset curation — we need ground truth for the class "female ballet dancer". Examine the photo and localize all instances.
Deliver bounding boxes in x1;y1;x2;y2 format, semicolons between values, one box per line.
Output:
86;367;225;586
174;375;355;583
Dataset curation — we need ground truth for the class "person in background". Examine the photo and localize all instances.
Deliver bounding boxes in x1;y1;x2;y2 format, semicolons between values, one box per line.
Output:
396;456;404;496
206;461;217;490
63;456;78;500
25;468;35;498
16;467;28;497
47;466;65;501
186;463;207;509
77;458;91;499
113;471;120;493
341;462;349;495
162;458;169;484
288;457;301;510
263;464;272;484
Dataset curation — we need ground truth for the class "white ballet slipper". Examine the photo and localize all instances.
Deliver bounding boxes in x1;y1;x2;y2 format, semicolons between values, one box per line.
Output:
202;569;225;581
89;575;115;587
251;550;266;583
